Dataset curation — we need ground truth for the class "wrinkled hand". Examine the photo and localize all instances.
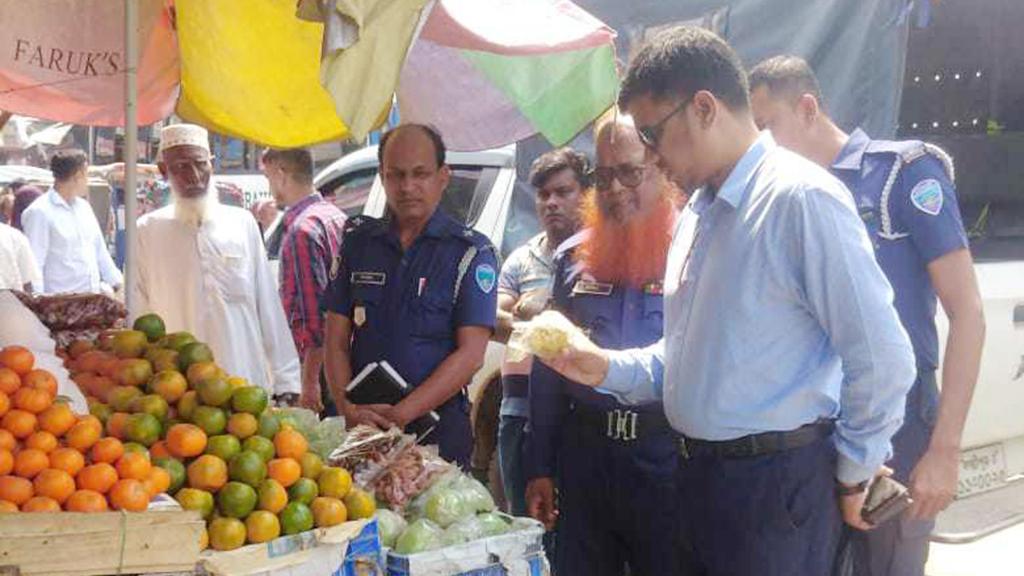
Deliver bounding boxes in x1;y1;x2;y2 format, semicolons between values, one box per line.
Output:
839;466;892;531
526;477;558;530
514;290;549;321
343;403;394;429
908;447;958;520
538;331;610;387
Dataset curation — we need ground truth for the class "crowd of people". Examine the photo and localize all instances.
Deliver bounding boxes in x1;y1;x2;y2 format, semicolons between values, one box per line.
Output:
0;24;985;576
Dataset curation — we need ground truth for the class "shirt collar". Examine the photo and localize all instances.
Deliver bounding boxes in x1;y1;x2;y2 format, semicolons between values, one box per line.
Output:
830;128;871;172
527;232;554;264
378;207;453;241
47;188;76;210
714;130;774;209
283;192;323;227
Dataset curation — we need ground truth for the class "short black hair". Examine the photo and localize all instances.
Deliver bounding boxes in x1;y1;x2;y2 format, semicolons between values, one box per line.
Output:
262;148;314;185
377;124;446;169
748;55;824;107
49;148;88;183
529;148;591;190
619;26;750;112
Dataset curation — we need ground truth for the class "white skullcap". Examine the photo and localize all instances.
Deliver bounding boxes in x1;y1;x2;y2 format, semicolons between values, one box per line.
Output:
158;123;210;155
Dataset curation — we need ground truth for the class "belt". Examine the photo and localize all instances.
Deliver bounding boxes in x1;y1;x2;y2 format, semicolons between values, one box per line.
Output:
679;419;834;459
501;374;529;399
571;405;672;442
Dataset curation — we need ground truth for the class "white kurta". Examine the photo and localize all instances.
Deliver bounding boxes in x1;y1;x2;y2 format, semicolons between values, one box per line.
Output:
131;201;300;395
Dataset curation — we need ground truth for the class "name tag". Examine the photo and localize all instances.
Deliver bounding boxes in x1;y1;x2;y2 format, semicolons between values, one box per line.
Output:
572;279;613;296
351;271;386;286
643;281;664;295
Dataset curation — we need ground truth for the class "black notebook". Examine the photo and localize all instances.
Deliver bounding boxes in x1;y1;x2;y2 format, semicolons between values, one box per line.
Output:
346;361;440;438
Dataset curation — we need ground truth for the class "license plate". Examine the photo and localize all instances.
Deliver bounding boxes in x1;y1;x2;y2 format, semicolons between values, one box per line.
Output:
957;443;1008;499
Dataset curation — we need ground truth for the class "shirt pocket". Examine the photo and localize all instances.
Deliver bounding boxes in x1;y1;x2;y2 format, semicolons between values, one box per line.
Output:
411;289;454;340
642;292;664;339
351;283;386;330
207;241;250;303
568;294;613;341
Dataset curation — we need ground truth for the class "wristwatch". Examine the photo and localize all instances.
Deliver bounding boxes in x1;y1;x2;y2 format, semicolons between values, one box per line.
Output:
835;479;870;497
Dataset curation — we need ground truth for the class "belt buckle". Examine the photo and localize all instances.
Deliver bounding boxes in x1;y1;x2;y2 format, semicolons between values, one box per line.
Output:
605;409;639;441
678;437;690;459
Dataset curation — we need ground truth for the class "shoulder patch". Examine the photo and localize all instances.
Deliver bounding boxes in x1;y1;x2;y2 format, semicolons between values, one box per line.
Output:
474;263;496;294
910;179;943;216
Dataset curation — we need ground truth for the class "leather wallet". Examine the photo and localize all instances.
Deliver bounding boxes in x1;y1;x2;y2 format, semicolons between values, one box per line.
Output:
861;476;913;525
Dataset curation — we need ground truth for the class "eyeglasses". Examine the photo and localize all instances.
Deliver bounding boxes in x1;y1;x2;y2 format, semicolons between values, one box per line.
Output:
592;163;647;190
636;98;690;150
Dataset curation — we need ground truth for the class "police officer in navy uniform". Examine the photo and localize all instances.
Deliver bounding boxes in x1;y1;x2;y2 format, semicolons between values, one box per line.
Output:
323;124;499;467
525;111;683;576
749;56;986;576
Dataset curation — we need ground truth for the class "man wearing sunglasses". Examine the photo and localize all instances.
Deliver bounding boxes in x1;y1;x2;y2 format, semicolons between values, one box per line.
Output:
526;109;682;575
540;26;916;576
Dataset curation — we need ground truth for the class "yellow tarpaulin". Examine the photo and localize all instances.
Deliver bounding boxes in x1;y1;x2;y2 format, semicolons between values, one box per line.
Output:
175;0;349;147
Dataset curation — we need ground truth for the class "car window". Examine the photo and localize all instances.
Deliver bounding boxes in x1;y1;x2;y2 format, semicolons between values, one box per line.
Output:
438;165;499;227
500;179;542;259
321;167;376;216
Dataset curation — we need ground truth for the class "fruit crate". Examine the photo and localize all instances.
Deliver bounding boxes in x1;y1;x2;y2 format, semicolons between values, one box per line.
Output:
198;519;380;576
0;509;204;576
385;520;548;576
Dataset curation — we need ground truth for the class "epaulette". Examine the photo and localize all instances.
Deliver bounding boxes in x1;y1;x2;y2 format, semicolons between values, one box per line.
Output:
342;215;382;236
453;226;496;253
869;139;955;240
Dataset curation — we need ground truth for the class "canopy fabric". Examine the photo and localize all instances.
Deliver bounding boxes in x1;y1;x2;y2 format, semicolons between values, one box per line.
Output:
175;0;349;147
0;0;178;126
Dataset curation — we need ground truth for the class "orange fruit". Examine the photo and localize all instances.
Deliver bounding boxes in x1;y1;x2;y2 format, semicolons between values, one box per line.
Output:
108;478;150;511
0;475;33;505
115;452;152;481
68;340;95;360
149;440;171;460
142;466;171;497
105;412;131;440
38;403;76;437
187;455;228;492
49;447;85;477
0;450;11;476
33;468;75;504
0;391;9;418
13;387;51;414
166;423;207;458
65;420;101;452
227;412;258;439
21;495;60;512
0;368;20;395
267;458;301;488
25;431;58;453
13;449;49;479
22;370;57;398
77;463;118;494
0;499;17;513
77;414;103;430
273;429;308;461
2;409;37;439
90;437;125;464
0;346;34;376
65;489;108;512
0;429;14;451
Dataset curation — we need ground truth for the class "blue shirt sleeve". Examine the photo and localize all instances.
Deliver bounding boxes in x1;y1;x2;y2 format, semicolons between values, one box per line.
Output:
324;245;352;317
892;154;969;264
599;341;666;405
497;246;526;298
454;246;499;329
796;181;917;484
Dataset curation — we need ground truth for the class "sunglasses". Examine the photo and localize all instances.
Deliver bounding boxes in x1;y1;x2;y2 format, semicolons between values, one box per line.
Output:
592;163;647;190
636;98;690;149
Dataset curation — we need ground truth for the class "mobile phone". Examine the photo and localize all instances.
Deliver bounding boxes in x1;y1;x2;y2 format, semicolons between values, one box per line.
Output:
861;476;913;525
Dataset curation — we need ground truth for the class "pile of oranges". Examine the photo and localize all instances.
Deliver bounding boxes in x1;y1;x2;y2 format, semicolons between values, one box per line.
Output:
0;345;167;514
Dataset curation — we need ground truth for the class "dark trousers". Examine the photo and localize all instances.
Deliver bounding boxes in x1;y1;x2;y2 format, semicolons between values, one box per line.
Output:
676;435;842;576
556;414;682;576
426;396;473;469
853;372;937;576
498;414;528;516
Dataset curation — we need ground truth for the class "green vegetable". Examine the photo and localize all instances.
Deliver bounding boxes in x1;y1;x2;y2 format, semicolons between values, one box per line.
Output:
394;519;444;555
376;509;408;548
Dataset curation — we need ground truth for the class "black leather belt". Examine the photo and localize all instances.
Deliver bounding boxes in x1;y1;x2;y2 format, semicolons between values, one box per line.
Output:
571;405;672;442
679;419;834;459
501;375;529;399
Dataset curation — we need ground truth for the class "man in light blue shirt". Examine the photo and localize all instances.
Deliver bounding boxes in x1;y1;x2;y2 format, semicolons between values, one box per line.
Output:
542;26;917;576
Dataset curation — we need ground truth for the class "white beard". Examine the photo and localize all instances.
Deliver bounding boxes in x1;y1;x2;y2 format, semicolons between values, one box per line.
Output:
172;184;218;226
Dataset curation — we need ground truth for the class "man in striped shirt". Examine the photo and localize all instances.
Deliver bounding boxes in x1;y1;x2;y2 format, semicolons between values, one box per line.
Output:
263;148;347;413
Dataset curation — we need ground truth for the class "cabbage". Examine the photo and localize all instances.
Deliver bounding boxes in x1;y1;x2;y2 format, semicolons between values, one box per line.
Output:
394;519;444;555
375;509;408;548
424;488;473;528
476;512;511;537
443;515;485;546
454;476;496;513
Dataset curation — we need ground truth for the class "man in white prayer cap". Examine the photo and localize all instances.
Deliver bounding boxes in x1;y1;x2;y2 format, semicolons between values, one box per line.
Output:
131;123;301;399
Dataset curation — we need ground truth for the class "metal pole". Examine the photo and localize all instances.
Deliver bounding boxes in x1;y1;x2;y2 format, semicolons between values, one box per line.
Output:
124;0;139;317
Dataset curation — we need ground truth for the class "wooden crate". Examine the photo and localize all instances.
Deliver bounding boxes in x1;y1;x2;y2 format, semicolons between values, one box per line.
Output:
0;510;204;576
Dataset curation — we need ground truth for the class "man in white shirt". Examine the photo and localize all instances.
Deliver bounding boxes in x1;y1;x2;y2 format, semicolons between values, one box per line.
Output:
0;221;41;292
130;124;301;399
21;149;123;294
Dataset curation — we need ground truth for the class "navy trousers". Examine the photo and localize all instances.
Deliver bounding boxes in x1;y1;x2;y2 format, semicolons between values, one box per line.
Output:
555;414;682;576
853;372;938;576
676;435;842;576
